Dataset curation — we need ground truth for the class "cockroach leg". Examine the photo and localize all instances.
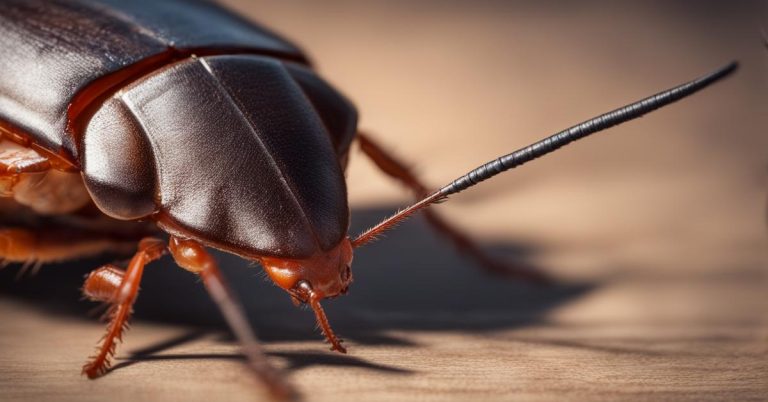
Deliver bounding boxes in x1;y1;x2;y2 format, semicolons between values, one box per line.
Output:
82;264;125;303
0;137;50;197
308;294;346;353
290;280;346;353
168;236;296;400
1;137;91;214
0;228;37;265
82;238;166;379
357;132;550;283
14;259;43;281
82;264;125;323
0;227;136;270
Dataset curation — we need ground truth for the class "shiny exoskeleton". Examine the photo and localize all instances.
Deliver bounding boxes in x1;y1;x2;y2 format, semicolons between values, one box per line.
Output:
0;0;737;399
0;0;355;258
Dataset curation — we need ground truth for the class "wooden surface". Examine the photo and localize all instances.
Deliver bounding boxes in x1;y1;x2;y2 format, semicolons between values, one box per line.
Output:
1;1;767;401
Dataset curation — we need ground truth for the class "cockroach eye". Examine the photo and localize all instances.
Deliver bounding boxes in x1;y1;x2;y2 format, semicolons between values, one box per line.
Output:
340;265;352;283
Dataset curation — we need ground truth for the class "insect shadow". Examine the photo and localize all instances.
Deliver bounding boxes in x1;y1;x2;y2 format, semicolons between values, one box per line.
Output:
0;205;594;372
106;329;411;375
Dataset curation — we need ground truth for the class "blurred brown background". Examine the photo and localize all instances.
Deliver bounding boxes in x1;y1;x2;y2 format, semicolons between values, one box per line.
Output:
1;1;767;401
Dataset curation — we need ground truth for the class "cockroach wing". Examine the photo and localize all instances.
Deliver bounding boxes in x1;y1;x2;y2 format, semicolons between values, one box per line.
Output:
81;55;350;259
81;99;158;220
95;0;305;53
285;65;358;164
0;0;306;160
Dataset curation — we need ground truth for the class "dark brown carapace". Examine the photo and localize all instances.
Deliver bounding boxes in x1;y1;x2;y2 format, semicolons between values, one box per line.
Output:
0;0;737;399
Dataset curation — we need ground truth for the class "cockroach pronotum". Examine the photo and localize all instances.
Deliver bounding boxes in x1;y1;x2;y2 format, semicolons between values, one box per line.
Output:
0;0;737;398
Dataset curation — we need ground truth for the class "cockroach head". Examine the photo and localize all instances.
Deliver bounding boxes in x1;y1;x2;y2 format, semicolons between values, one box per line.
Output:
258;237;353;354
260;237;354;303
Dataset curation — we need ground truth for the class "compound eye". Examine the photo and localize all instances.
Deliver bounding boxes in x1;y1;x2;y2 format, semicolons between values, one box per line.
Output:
340;265;352;283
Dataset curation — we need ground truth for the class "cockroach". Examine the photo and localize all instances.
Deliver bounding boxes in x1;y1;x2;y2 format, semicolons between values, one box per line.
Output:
0;0;737;399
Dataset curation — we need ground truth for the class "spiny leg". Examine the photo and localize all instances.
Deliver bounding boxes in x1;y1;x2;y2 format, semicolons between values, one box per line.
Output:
81;264;125;320
82;264;126;303
357;132;550;283
1;137;91;214
0;228;36;268
0;138;50;197
168;237;296;400
309;293;345;353
0;227;136;279
291;280;346;353
82;238;165;378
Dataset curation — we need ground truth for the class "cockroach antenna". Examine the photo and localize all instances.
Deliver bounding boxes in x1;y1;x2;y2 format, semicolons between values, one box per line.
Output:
352;61;739;248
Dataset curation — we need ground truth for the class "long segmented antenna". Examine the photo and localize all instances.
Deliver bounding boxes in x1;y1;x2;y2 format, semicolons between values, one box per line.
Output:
352;61;738;248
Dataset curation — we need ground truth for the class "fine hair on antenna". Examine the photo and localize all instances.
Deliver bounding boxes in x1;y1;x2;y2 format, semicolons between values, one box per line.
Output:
352;61;738;248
